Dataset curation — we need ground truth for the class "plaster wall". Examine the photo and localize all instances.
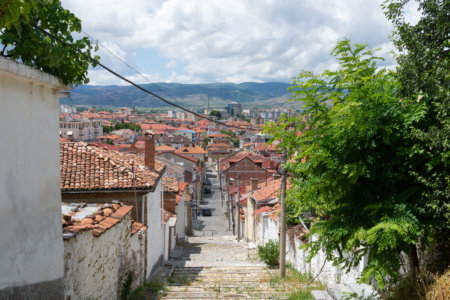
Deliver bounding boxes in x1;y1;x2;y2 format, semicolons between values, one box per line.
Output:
0;57;66;296
63;213;133;300
175;193;186;243
257;215;364;285
164;218;177;261
146;180;164;278
129;232;147;289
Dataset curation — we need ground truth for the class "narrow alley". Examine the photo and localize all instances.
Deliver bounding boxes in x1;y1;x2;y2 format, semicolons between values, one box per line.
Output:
159;164;298;299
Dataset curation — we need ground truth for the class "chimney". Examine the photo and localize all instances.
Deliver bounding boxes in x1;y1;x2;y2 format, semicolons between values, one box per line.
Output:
145;133;155;170
272;173;281;180
251;177;258;192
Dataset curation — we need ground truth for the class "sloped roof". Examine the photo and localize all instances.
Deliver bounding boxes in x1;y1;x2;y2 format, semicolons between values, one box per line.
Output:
156;145;176;152
175;146;207;154
60;142;163;191
157;151;199;163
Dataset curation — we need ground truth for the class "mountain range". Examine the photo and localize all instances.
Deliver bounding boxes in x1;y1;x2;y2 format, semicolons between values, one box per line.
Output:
65;82;296;109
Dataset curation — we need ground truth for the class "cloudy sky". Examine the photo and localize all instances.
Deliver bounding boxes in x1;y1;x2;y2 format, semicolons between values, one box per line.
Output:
61;0;420;85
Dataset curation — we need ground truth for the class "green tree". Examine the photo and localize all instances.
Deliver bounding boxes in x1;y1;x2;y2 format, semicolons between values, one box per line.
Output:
210;110;222;119
201;137;211;148
383;0;450;272
0;0;99;85
265;40;431;287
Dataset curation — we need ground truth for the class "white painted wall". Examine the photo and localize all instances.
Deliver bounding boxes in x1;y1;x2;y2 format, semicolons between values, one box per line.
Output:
175;193;186;243
146;180;165;278
129;231;147;289
0;58;67;290
164;218;177;261
257;214;365;285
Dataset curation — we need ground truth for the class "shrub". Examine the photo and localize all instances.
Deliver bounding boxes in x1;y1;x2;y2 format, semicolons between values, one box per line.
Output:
258;240;280;266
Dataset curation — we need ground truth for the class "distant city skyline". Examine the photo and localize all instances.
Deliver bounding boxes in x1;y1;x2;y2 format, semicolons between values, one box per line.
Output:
61;0;421;86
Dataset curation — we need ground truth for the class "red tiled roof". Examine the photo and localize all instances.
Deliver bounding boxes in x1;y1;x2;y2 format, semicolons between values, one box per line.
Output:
157;151;199;163
163;176;179;193
131;222;148;235
176;181;188;204
163;209;176;224
156;145;176;152
175;146;207;154
62;202;134;238
254;206;272;215
60;142;163;191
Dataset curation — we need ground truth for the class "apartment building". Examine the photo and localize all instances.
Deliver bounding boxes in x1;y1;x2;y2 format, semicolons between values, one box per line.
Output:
60;119;103;141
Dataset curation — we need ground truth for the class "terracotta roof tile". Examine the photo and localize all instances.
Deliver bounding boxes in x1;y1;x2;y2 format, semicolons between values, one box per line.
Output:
175;146;207;154
62;203;134;238
60;142;163;191
156;145;176;152
111;206;133;219
163;209;176;224
131;222;147;235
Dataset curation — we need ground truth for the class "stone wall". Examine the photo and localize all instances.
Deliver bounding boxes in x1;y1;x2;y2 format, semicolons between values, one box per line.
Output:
0;57;67;298
63;212;140;299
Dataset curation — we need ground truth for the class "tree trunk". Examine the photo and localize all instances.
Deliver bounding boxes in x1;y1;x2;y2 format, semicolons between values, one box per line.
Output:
408;243;420;276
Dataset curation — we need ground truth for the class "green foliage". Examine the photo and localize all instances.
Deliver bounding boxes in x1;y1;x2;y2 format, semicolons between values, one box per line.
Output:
128;279;164;300
103;125;113;134
114;122;141;132
119;271;134;300
265;40;436;288
258;240;280;266
0;0;99;85
383;0;450;273
287;291;314;300
209;110;222;119
0;0;36;29
103;122;141;134
201;137;211;148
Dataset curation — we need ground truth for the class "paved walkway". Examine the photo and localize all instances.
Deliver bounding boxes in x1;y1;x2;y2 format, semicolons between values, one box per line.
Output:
159;165;296;299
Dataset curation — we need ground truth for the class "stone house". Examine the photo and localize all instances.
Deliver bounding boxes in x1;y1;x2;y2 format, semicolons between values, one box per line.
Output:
60;133;166;278
0;57;67;298
62;202;147;299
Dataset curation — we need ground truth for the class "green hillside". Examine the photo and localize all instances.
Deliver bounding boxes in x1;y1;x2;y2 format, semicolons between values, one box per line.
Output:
64;82;293;109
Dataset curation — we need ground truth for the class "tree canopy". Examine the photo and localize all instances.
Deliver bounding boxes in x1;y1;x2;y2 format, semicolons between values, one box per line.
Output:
265;0;449;287
383;0;450;272
0;0;98;85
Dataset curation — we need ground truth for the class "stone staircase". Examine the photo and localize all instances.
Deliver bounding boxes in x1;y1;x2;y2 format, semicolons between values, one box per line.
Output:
160;265;298;299
160;235;300;299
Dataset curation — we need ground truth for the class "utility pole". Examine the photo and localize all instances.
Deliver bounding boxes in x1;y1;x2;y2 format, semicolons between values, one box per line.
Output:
279;148;287;277
218;161;223;208
237;175;241;242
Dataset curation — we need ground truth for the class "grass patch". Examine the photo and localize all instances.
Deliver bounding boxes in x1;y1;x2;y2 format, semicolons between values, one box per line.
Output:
127;279;164;300
261;263;326;299
258;240;280;266
287;290;315;300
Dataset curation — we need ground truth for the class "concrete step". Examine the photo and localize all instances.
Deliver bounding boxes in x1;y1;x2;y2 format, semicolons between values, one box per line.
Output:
311;290;333;300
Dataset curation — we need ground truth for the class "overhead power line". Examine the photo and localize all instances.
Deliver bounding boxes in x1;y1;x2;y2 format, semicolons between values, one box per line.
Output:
33;25;253;131
81;30;184;107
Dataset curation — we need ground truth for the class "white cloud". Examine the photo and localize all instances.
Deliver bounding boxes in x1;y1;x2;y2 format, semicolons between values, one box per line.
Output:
62;0;410;84
166;60;176;69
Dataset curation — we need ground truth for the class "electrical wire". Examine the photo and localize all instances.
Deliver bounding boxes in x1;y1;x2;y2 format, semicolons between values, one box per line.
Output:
33;24;254;131
81;30;185;108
